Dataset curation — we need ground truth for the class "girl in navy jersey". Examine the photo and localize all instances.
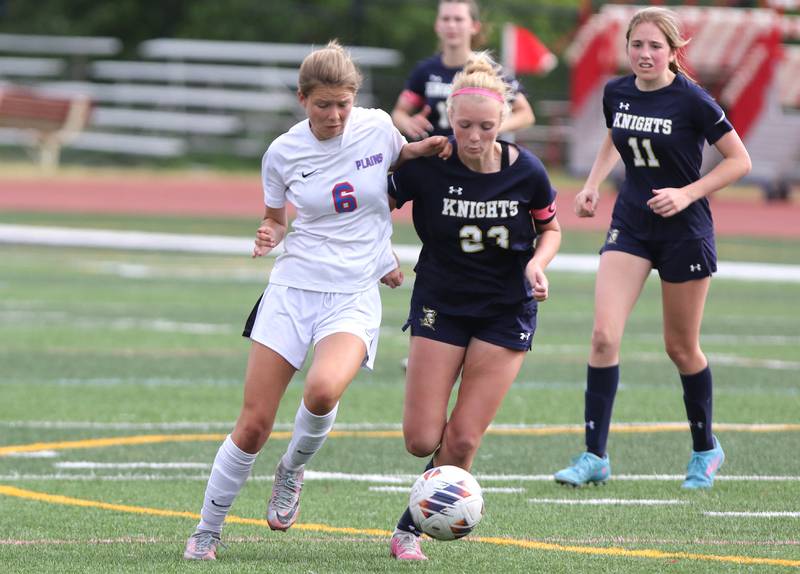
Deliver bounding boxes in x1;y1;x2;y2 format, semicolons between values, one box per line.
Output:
554;7;751;490
182;41;448;561
387;51;561;561
391;0;534;140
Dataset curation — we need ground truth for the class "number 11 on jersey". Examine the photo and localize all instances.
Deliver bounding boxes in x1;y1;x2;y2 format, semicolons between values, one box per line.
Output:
627;137;660;168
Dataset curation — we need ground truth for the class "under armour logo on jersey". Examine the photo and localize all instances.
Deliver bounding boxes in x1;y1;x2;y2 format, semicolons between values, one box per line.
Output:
586;420;596;430
690;264;702;272
607;228;620;245
619;102;630;110
519;332;531;341
448;186;463;195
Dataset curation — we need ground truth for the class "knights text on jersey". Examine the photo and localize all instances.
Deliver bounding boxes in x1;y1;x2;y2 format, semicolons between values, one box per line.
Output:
262;107;406;293
404;54;524;136
388;143;556;317
603;73;733;240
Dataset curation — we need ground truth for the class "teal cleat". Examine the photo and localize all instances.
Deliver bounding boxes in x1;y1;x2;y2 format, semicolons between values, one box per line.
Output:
554;452;611;487
682;435;725;489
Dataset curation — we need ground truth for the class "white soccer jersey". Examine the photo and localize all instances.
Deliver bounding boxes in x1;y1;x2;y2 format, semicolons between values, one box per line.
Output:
262;107;406;293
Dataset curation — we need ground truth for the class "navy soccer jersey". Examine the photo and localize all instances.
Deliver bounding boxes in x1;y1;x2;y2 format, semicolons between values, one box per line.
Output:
388;142;556;317
403;54;525;136
604;73;733;240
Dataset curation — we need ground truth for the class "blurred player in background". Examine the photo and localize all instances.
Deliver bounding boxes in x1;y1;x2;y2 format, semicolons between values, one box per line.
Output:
391;0;534;141
387;51;561;561
553;7;751;490
183;40;447;560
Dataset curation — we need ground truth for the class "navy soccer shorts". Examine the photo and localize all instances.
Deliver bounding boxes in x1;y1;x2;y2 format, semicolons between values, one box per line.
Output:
403;294;538;351
600;226;717;283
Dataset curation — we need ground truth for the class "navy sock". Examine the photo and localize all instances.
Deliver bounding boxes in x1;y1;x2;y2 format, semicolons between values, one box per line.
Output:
681;366;714;452
395;457;436;535
584;365;619;457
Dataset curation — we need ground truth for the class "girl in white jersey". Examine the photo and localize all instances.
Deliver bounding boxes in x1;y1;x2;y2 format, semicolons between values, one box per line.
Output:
184;40;448;561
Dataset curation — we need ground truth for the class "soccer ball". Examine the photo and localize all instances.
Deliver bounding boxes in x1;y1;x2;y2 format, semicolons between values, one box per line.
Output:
408;465;484;541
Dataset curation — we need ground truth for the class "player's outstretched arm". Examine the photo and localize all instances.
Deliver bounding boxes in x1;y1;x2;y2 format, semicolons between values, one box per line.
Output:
576;130;620;218
526;216;562;302
647;130;752;218
380;251;404;288
392;135;450;171
252;206;287;258
499;93;535;133
392;93;433;140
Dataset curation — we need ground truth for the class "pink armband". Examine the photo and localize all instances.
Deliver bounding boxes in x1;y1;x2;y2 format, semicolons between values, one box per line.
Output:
532;201;557;221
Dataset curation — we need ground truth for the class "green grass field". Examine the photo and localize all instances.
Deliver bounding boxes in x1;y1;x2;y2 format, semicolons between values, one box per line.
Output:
1;213;799;573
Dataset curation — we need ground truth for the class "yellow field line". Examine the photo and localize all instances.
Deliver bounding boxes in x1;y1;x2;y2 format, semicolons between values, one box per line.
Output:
2;423;799;457
473;535;800;568
0;485;797;568
0;432;273;456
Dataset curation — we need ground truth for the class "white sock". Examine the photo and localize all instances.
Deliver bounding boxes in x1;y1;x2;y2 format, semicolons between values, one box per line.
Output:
197;435;257;534
281;400;338;470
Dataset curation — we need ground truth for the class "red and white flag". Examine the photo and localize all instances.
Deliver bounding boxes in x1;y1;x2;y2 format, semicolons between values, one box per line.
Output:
502;23;557;75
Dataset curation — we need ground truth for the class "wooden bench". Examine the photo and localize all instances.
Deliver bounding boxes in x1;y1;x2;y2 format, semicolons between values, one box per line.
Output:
0;87;91;169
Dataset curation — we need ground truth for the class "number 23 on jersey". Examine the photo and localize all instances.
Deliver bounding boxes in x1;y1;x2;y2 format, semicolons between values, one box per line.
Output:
460;225;510;253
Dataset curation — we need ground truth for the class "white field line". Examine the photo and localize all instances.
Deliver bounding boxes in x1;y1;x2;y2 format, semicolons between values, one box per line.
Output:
528;498;685;506
3;421;799;432
0;471;798;483
0;536;165;546
704;511;800;518
0;312;233;335
534;536;800;546
0;420;274;430
43;378;242;387
2;224;799;283
639;333;800;346
705;354;800;371
5;534;792;548
369;486;524;494
5;450;59;458
0;535;373;546
624;352;800;371
54;462;210;469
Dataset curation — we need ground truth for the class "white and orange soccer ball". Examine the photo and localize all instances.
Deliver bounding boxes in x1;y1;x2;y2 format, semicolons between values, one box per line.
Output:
408;465;484;541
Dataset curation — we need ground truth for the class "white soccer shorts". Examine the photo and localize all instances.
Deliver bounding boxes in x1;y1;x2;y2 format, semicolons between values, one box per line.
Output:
247;283;382;370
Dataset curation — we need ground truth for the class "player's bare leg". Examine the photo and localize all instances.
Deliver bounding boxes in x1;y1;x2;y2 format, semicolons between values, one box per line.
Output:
268;333;365;531
436;339;524;470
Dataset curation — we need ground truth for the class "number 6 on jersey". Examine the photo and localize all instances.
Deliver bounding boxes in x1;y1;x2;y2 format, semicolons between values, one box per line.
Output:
332;182;358;213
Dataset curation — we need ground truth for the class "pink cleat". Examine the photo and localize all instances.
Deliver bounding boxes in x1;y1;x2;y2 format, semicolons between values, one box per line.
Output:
390;530;428;561
183;530;224;560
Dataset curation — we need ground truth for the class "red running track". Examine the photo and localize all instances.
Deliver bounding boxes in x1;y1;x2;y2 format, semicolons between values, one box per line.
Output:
0;175;797;239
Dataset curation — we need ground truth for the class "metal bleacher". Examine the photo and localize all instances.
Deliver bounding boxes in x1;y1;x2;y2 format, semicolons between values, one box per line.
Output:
0;34;401;162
